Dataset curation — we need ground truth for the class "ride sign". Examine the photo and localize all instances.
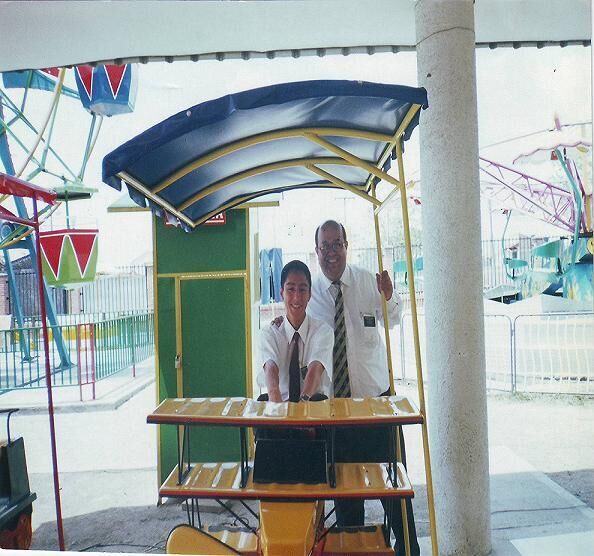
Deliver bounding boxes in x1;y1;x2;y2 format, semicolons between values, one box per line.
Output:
203;212;226;226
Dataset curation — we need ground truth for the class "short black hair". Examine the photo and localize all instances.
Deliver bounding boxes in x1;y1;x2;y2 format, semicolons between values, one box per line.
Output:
281;260;312;289
315;220;348;247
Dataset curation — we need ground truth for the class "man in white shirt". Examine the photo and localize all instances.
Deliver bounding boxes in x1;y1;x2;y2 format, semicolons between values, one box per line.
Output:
258;260;333;402
307;220;419;556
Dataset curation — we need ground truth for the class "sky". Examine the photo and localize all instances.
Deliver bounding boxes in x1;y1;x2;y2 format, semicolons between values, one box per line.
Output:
2;44;591;270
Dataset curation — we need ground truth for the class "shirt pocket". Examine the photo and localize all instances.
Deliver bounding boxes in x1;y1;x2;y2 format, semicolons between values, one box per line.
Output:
360;312;379;346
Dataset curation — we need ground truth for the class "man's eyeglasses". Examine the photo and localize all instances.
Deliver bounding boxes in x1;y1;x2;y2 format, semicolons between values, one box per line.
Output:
318;241;346;253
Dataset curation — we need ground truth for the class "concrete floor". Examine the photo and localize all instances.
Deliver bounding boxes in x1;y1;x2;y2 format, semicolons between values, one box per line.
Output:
2;362;593;555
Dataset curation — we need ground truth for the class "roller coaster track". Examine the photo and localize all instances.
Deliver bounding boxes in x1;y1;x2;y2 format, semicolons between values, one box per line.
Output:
479;156;576;234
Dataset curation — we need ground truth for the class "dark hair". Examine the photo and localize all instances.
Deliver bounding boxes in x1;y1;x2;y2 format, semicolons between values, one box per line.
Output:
281;260;312;289
314;220;348;247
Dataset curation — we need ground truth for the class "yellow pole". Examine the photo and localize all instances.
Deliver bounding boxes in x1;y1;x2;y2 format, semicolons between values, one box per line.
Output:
174;276;184;461
371;181;410;556
152;217;163;495
245;210;255;459
396;141;438;556
371;182;396;392
174;276;183;398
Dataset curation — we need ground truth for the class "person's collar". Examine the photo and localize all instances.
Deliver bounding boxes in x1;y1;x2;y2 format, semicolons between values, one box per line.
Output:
340;264;352;288
283;313;309;343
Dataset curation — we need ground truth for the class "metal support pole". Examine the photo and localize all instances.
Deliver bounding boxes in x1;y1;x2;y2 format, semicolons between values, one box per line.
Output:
396;140;438;556
130;317;136;377
33;198;65;551
0;83;72;370
556;148;583;267
8;195;73;368
371;180;411;556
510;317;518;394
89;324;96;400
76;324;82;402
2;250;32;360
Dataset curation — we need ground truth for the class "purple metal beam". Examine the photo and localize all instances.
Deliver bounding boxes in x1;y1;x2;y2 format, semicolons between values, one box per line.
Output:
33;199;66;551
479;157;576;234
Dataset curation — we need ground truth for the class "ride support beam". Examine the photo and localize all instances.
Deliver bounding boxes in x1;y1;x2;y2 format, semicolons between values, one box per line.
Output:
416;2;491;555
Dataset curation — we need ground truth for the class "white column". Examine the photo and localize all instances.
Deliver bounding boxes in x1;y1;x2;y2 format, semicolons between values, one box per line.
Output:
415;2;491;555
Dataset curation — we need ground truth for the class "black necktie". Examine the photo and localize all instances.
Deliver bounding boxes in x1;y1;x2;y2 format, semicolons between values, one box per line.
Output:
332;281;351;397
288;332;300;402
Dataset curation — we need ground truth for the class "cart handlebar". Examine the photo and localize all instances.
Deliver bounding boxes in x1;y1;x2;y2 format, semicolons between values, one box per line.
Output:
0;408;19;445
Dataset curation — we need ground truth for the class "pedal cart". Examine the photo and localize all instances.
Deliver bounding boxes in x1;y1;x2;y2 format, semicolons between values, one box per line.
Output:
102;80;437;555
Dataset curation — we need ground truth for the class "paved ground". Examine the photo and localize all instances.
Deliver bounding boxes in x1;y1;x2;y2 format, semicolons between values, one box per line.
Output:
2;363;593;555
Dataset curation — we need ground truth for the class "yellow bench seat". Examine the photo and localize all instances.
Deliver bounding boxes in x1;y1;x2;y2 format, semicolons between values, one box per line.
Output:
148;396;423;427
160;462;413;501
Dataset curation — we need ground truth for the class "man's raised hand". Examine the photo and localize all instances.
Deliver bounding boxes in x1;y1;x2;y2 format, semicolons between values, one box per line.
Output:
376;270;393;301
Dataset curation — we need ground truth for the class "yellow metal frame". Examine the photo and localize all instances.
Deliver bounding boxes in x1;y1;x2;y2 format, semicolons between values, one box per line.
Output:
193;182;367;228
144;103;438;554
152;216;162;493
303;106;437;555
394;138;438;555
116;126;400;229
177;157;354;211
152;127;393;193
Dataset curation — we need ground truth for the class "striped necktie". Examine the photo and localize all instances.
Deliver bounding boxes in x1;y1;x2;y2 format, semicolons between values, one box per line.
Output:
332;281;351;397
288;332;301;402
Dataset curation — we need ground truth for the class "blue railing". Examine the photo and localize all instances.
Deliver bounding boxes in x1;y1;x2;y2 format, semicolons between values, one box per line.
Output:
0;312;154;394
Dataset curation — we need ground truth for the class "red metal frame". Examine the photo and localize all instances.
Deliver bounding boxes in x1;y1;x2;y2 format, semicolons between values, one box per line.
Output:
0;172;65;550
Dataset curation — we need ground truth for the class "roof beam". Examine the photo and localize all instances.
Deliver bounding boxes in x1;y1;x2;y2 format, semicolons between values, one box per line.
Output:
306;164;381;206
153;127;393;194
176;156;362;211
304;133;403;190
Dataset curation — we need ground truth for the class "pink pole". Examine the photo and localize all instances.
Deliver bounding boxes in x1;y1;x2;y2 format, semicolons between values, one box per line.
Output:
33;198;65;550
90;325;96;400
76;325;83;402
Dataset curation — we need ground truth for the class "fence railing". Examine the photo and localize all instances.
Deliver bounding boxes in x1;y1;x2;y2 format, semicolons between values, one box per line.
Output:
22;309;149;328
283;236;552;296
397;311;594;395
77;266;154;314
0;312;154;399
9;265;153;317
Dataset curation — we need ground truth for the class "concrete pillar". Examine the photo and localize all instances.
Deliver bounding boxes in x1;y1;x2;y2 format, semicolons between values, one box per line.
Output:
415;2;491;555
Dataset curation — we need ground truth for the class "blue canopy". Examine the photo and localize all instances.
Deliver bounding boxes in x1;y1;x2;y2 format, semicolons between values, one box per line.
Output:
102;80;428;230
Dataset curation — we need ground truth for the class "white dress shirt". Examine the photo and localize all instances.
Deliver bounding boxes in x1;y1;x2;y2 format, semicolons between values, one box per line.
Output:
258;313;334;401
307;264;402;398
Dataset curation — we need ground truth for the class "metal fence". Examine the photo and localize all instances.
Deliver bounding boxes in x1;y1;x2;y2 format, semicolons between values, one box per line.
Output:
76;265;154;314
398;311;594;395
0;312;154;398
285;236;550;289
23;310;148;328
284;236;551;313
10;265;153;317
12;268;68;314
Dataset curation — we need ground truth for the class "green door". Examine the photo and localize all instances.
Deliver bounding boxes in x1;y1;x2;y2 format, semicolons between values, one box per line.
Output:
154;210;250;482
